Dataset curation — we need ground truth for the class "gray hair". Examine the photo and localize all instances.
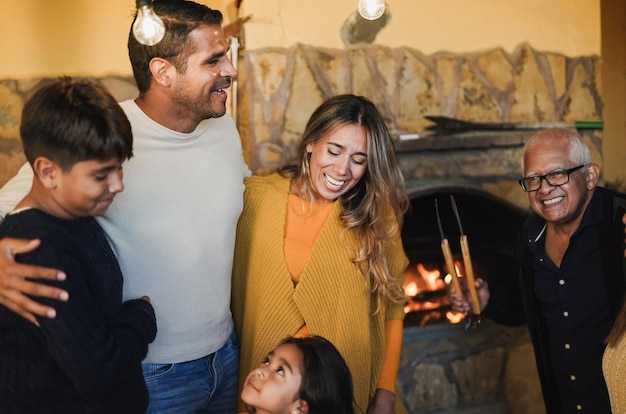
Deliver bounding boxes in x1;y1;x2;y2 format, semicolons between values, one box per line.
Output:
521;128;591;171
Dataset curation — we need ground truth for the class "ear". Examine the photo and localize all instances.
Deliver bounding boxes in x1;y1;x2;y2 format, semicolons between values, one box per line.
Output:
148;57;175;87
306;144;312;154
292;399;309;414
584;163;601;190
32;157;61;189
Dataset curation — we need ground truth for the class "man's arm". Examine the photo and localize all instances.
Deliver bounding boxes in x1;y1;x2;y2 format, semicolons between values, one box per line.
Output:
0;163;68;324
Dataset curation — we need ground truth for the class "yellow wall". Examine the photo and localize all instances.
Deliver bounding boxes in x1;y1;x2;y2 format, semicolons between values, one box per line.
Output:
1;0;600;79
239;0;600;54
0;0;231;78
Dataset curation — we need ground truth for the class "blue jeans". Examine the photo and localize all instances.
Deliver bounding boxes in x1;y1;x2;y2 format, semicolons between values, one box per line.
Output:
142;329;240;413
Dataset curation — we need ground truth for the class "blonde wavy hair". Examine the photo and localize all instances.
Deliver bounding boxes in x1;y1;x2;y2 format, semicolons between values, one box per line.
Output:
280;94;409;313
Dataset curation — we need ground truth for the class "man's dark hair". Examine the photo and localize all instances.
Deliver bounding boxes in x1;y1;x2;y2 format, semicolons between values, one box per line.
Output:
128;0;223;93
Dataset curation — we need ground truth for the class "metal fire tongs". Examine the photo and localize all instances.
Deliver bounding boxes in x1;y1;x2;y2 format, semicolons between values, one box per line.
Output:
435;196;481;329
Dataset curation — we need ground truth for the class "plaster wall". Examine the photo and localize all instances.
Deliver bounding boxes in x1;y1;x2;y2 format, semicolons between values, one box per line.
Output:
0;1;599;78
239;0;600;54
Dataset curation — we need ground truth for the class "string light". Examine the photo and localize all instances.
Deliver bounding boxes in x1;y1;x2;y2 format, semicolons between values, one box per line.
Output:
133;0;165;46
357;0;386;20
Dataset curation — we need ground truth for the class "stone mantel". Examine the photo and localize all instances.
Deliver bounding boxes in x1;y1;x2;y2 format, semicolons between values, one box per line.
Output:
394;130;534;152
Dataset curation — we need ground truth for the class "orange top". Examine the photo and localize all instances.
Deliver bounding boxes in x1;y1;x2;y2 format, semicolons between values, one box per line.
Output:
285;194;334;281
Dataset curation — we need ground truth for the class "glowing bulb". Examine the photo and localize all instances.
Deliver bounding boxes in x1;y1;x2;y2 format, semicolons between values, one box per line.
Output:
358;0;386;20
133;0;165;46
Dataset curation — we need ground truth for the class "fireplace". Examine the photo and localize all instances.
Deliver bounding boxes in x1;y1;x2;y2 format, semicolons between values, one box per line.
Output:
397;187;550;413
401;189;527;327
394;131;549;413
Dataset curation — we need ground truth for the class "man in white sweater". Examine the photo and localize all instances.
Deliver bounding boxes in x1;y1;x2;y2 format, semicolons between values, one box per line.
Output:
0;1;249;412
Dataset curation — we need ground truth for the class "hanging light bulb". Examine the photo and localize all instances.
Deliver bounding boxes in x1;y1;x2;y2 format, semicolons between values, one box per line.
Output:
133;0;165;46
358;0;386;20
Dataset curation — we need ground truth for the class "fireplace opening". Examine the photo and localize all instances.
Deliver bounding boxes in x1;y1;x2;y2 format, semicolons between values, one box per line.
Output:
401;187;528;327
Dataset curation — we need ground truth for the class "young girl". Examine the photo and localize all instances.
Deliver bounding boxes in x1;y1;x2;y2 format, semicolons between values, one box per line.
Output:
241;336;354;414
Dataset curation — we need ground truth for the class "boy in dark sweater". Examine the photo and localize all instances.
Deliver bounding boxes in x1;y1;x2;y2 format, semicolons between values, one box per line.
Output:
0;77;157;413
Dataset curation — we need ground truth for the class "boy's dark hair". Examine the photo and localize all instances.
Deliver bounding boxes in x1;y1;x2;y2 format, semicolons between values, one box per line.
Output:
128;0;224;93
281;336;355;414
20;77;133;171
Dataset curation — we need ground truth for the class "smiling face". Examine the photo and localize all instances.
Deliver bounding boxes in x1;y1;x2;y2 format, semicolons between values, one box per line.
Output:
305;123;368;202
523;139;596;226
170;24;236;123
241;343;305;414
52;157;125;219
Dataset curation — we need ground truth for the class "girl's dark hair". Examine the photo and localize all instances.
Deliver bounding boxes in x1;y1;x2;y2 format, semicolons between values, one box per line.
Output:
281;336;355;414
20;77;133;171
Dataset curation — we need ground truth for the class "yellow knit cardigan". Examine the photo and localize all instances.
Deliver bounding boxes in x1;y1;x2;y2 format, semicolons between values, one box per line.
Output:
231;174;408;413
603;334;626;413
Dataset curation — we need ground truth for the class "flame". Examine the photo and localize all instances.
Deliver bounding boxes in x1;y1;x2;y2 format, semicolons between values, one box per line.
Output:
402;259;475;326
404;281;418;297
446;310;465;324
403;262;448;315
443;262;464;285
417;263;444;290
455;262;463;277
403;261;469;325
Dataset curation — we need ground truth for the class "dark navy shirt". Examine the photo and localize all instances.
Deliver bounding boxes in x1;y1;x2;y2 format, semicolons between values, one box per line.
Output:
532;194;612;413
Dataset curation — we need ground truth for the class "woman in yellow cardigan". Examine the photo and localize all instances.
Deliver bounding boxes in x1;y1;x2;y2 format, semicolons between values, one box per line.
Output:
232;94;410;414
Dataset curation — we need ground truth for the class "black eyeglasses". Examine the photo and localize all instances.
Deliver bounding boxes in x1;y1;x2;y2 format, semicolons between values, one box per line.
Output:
518;164;586;192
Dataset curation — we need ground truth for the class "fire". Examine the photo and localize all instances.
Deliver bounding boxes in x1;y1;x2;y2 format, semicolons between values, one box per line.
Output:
404;281;419;297
403;261;466;325
418;263;445;290
446;311;465;324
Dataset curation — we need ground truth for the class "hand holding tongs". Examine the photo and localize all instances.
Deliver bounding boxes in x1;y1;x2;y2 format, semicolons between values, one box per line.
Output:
436;195;481;328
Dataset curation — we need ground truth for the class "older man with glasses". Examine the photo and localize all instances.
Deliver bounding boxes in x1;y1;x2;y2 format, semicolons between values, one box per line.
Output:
449;128;626;414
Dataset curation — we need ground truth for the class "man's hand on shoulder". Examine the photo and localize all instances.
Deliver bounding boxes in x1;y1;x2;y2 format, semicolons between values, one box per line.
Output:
0;238;68;326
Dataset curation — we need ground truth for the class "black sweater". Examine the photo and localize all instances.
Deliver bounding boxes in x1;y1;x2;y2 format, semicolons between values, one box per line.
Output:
0;209;157;413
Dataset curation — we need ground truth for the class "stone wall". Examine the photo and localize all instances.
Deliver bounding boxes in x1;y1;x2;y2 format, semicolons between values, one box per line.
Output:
400;322;545;414
237;42;602;175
